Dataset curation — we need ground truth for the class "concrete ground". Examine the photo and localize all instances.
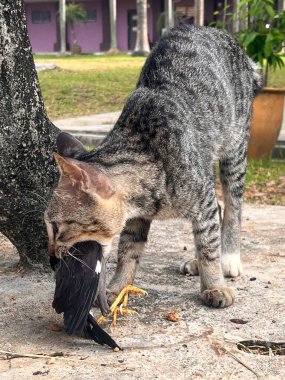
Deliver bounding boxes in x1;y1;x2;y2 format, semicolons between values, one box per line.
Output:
0;204;284;380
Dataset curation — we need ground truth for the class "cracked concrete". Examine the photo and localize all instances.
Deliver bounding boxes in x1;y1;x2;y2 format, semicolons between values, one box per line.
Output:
0;204;284;379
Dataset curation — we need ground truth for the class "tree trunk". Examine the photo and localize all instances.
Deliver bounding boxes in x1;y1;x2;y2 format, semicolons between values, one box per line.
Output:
109;0;117;50
194;0;204;26
59;0;66;54
133;0;150;56
164;0;174;32
0;0;59;267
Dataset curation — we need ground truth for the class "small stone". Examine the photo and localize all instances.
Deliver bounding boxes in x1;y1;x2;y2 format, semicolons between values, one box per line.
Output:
249;277;256;281
114;347;120;352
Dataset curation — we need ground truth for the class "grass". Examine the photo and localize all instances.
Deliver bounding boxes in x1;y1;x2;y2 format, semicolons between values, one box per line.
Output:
244;159;285;205
36;55;145;119
216;158;285;206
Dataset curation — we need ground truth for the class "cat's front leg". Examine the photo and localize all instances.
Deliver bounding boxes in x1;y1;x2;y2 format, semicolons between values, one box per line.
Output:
107;217;151;302
192;198;234;308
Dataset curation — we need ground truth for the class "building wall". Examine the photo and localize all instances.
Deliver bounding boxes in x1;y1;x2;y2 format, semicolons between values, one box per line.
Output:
67;1;103;52
24;0;218;53
25;2;58;52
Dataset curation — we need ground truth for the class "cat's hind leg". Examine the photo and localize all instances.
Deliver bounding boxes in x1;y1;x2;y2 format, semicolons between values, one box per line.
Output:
107;217;151;301
192;185;233;307
220;144;247;277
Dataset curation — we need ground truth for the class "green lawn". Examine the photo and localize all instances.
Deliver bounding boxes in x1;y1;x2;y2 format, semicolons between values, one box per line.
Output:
244;159;285;205
36;55;145;119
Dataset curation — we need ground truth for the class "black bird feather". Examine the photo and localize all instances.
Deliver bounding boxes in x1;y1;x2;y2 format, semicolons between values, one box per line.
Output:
51;241;121;350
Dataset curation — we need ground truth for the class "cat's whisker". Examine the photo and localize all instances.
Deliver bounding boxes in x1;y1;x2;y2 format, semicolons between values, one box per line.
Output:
69;245;84;256
66;249;95;273
60;256;71;274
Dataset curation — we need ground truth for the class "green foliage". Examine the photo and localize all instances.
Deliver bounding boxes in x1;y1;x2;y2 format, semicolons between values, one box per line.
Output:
66;3;87;27
65;2;87;46
212;0;285;86
156;11;181;33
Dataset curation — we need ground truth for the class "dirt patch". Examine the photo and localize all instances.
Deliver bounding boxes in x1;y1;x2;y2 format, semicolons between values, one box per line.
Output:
0;204;285;379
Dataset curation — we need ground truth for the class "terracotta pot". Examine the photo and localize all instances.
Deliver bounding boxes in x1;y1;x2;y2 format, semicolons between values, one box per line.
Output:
71;44;82;55
248;87;285;159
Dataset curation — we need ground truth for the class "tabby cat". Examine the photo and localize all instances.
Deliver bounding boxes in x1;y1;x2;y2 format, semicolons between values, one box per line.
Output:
45;25;261;308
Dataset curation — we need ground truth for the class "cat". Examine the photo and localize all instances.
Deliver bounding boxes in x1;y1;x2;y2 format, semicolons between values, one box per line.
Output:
45;25;261;308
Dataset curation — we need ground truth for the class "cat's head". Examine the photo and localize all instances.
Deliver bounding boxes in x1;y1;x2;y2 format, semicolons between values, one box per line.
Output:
45;132;125;257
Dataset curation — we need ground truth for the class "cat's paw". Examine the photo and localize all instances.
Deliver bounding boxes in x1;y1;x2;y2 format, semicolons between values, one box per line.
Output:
180;259;199;276
201;287;234;308
222;254;243;277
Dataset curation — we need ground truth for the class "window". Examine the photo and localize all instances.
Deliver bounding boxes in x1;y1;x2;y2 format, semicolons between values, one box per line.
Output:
32;11;51;24
176;6;194;18
86;9;97;22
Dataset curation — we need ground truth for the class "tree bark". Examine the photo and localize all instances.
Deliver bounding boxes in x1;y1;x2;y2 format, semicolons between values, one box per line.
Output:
194;0;204;26
164;0;174;32
133;0;150;56
0;0;59;266
59;0;66;54
109;0;117;50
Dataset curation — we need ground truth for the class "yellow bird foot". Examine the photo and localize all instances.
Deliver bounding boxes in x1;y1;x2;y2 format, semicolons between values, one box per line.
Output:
97;285;147;326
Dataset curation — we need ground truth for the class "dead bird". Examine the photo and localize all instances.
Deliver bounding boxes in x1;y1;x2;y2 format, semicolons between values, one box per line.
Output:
51;240;121;350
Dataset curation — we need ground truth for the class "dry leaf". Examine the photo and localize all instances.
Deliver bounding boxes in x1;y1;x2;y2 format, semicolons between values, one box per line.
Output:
50;323;61;332
166;312;180;322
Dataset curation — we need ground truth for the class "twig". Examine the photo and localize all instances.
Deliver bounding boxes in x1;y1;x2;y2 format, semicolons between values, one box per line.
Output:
223;347;260;379
0;350;121;367
228;364;239;380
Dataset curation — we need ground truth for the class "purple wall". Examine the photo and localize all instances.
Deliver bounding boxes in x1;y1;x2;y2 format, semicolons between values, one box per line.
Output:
24;0;216;53
25;2;58;52
67;1;103;52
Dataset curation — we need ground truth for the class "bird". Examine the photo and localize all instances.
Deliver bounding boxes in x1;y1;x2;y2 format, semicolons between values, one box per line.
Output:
51;240;121;351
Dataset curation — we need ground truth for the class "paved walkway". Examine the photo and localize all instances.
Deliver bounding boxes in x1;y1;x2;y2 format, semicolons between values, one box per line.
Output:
54;103;285;149
1;204;285;379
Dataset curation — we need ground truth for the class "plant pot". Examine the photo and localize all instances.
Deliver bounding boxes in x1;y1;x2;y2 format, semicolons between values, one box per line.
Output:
71;44;82;55
248;87;285;159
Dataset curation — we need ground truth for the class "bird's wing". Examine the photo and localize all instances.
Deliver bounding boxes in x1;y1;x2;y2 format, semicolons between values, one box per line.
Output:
52;241;102;334
85;313;121;350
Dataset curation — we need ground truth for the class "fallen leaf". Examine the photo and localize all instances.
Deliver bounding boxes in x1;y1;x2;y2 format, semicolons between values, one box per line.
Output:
166;312;180;322
50;323;61;332
230;318;248;325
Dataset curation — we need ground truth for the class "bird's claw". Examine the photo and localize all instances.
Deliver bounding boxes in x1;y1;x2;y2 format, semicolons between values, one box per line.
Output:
97;285;147;325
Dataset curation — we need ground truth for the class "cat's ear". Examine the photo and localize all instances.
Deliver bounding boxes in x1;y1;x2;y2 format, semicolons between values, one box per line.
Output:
56;132;87;158
54;154;115;199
